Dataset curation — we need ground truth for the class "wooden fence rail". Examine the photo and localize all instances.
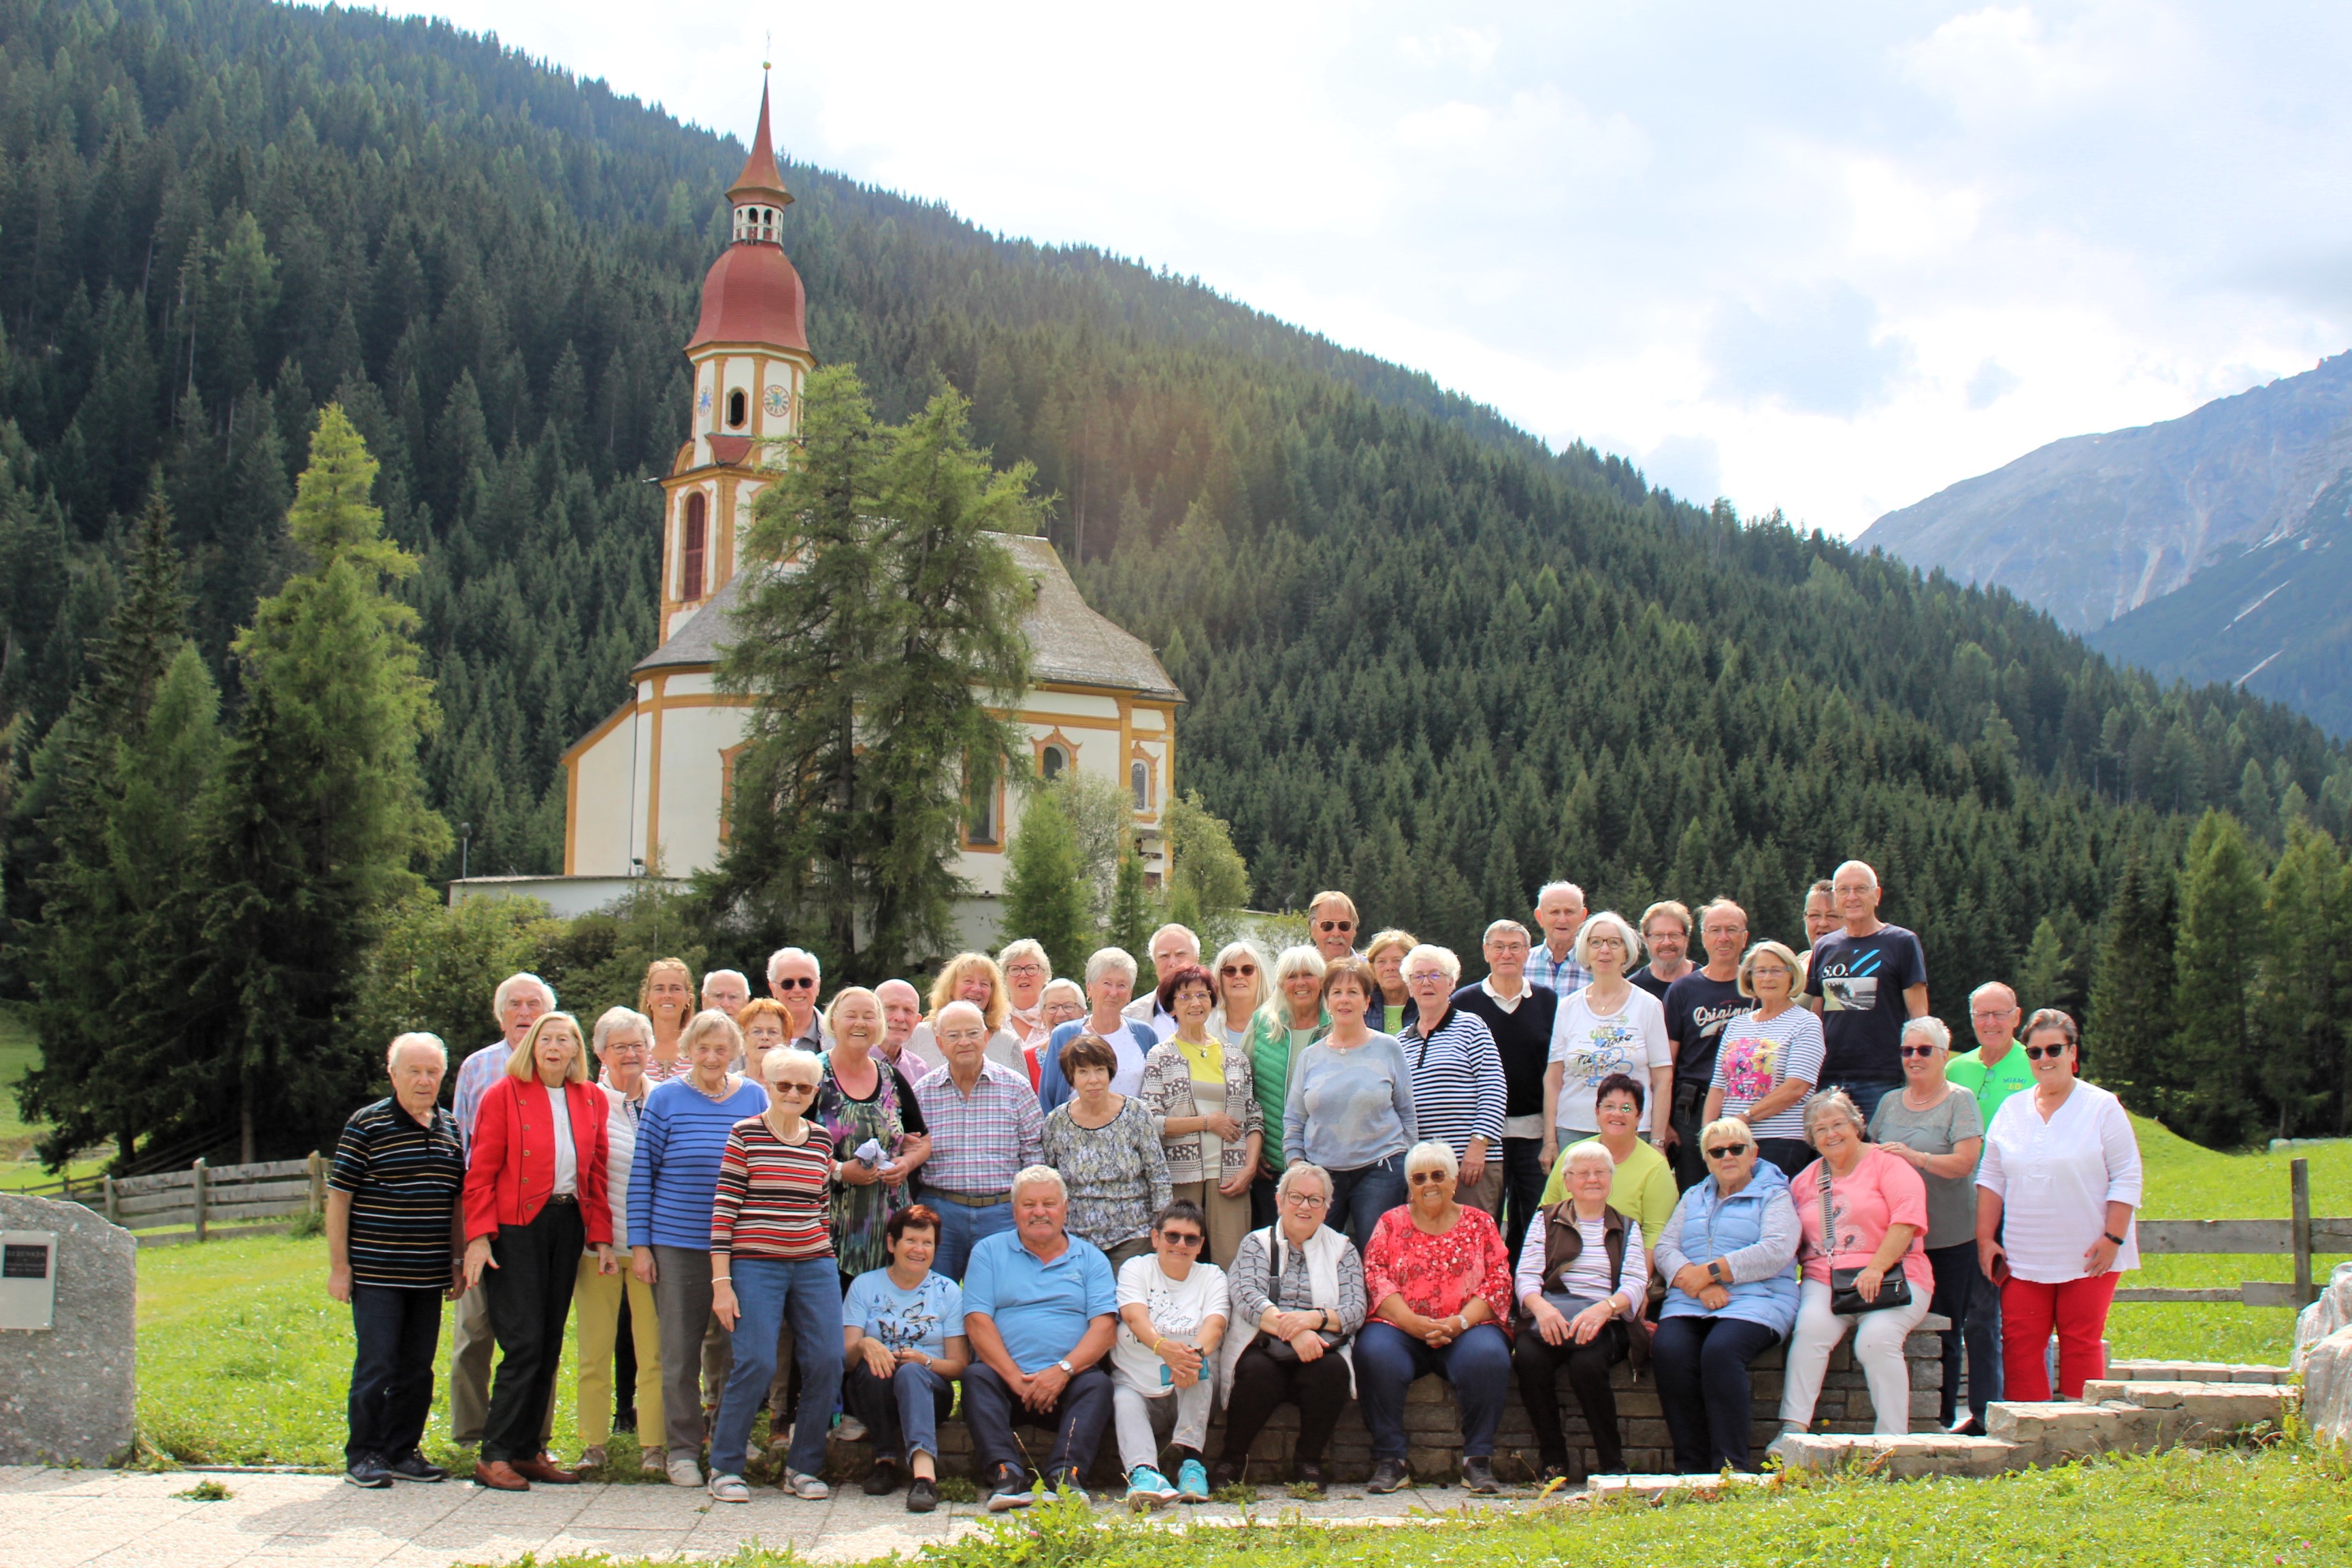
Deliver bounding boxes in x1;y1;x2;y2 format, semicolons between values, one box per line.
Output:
2114;1158;2339;1308
73;1152;329;1246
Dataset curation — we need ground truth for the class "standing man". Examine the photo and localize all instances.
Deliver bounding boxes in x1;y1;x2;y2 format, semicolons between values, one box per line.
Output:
1307;891;1362;965
1944;979;2029;1424
700;970;750;1022
911;1001;1047;1279
1450;919;1558;1261
1629;902;1693;1002
1526;882;1592;996
445;972;553;1446
1659;900;1750;1190
329;1033;466;1488
1795;879;1838;990
875;980;926;1071
765;947;828;1049
1801;860;1928;1121
960;1167;1119;1511
1123;925;1199;1041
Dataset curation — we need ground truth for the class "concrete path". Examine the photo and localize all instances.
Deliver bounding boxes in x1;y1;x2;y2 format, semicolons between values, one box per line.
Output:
0;1467;1546;1568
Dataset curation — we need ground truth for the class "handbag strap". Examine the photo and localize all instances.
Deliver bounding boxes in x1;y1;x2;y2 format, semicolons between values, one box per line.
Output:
1816;1160;1835;1269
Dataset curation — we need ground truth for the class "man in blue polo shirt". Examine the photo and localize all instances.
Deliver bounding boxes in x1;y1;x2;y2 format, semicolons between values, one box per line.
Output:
960;1166;1117;1510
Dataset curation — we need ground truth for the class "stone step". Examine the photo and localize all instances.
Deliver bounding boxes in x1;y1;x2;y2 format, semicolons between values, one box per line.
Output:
2078;1379;2298;1444
1587;1471;1777;1500
2103;1360;2293;1385
1986;1399;2164;1463
1767;1431;2023;1478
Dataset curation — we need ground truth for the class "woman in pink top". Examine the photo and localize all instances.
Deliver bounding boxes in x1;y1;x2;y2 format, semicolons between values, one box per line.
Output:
1778;1090;1932;1437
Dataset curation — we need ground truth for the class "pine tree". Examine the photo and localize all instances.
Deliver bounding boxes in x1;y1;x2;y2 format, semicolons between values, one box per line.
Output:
2086;853;2178;1117
1000;785;1093;980
2015;916;2071;1016
2255;823;2345;1141
1108;843;1153;962
2168;811;2268;1145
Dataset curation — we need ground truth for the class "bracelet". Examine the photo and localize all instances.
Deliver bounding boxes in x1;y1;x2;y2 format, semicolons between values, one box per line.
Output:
2103;1231;2126;1247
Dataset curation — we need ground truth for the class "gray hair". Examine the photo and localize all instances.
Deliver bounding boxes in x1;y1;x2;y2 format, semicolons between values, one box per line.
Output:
936;998;989;1034
1573;910;1644;970
1831;860;1879;891
1040;977;1084;1007
592;1006;653;1056
1085;947;1139;987
1404;1140;1459;1179
1536;881;1585;908
1403;943;1460;986
1483;919;1531;946
766;946;821;983
701;968;749;1000
997;938;1051;979
1271;944;1328;987
1565;1142;1616;1177
387;1032;446;1069
762;1046;825;1084
490;972;553;1026
1012;1164;1068;1200
1802;1088;1867;1147
1212;938;1273;1013
1970;980;2018;1012
1148;924;1200;959
1277;1161;1333;1201
1901;1015;1953;1053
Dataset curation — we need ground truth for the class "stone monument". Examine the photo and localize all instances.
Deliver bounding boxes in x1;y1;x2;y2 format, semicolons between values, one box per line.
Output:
0;1194;136;1465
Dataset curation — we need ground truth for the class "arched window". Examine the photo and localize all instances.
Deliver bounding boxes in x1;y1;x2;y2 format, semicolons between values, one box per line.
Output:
726;388;748;429
1131;759;1150;811
681;492;707;602
1041;745;1067;781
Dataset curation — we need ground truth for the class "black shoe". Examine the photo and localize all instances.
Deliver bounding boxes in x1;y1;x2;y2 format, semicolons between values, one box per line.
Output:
985;1466;1034;1512
862;1459;900;1496
1366;1457;1411;1494
1292;1460;1326;1493
1207;1458;1243;1492
344;1454;393;1488
384;1450;448;1483
1460;1456;1499;1494
1948;1416;1987;1437
614;1411;637;1435
906;1475;940;1513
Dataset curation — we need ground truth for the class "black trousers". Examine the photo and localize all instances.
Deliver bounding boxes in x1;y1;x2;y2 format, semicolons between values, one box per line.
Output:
481;1198;585;1463
614;1290;637;1426
1650;1314;1780;1473
1511;1318;1629;1473
1216;1338;1353;1467
962;1362;1111;1484
348;1284;444;1465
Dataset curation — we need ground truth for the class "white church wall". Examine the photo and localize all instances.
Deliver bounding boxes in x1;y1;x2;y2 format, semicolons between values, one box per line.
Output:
564;705;640;877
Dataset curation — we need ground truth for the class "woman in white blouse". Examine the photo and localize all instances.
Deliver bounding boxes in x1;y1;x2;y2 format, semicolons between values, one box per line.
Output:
1542;911;1673;1162
1974;1008;2142;1402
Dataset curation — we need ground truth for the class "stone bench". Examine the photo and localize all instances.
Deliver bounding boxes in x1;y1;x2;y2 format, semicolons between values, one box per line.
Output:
2103;1360;2293;1386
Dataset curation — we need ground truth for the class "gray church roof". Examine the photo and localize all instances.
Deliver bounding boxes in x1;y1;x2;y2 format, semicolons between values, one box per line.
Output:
632;533;1184;703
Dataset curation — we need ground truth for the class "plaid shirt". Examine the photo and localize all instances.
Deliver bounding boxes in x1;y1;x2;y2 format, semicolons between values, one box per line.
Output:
1526;943;1591;996
912;1057;1044;1197
450;1038;512;1154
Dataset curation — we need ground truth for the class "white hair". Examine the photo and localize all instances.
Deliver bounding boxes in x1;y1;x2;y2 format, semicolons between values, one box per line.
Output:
936;998;988;1032
1405;1140;1459;1179
592;1007;653;1055
1565;1142;1616;1177
998;938;1051;979
1148;924;1200;958
1832;860;1880;891
490;973;553;1026
1573;910;1645;970
387;1032;446;1069
701;968;749;999
766;946;821;982
1536;881;1585;907
1901;1015;1953;1052
1403;943;1460;986
1040;977;1084;1007
762;1046;825;1083
1012;1164;1068;1200
1085;947;1139;987
1277;1161;1333;1201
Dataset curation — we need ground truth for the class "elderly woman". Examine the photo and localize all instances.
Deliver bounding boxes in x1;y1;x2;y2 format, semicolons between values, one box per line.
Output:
1284;956;1417;1251
1703;939;1825;1179
1398;944;1507;1216
1363;928;1420;1034
1041;1034;1172;1266
998;940;1055;1052
1976;1008;2142;1402
813;987;932;1286
1211;940;1271;1052
737;998;791;1078
1355;1141;1514;1494
706;1047;844;1503
1512;1143;1648;1480
462;1012;616;1490
1781;1090;1933;1437
641;958;696;1081
1030;980;1086;1090
840;1203;967;1514
1648;1120;1799;1472
578;1007;664;1475
1869;1015;1989;1432
1544;912;1672;1161
1141;964;1263;1266
1037;948;1161;1112
1208;1162;1365;1492
904;953;1028;1079
1247;945;1328;1225
1536;1073;1678;1247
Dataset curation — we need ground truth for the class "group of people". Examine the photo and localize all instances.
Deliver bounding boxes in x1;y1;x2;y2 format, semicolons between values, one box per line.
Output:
326;861;2144;1503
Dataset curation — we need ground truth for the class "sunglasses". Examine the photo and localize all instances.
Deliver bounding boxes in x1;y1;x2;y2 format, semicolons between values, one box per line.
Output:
1220;964;1258;977
1158;1232;1204;1247
1899;1044;1940;1058
772;975;817;990
1705;1143;1751;1160
1407;1169;1450;1186
768;1080;817;1096
1316;919;1355;932
2023;1043;2072;1060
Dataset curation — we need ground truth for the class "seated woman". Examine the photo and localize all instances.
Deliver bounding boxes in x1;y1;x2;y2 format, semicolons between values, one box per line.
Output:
1780;1090;1933;1437
1648;1120;1799;1473
1353;1141;1514;1495
1209;1161;1366;1494
1511;1143;1648;1481
840;1203;968;1515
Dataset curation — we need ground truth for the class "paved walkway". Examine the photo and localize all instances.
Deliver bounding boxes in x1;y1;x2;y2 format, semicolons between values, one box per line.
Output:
0;1468;1548;1568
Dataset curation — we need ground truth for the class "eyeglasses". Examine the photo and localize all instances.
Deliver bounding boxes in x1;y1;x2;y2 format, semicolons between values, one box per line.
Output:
1316;919;1354;932
773;975;817;990
1705;1143;1751;1160
768;1080;817;1096
1006;964;1047;979
1407;972;1449;986
1220;964;1258;977
1407;1169;1450;1186
1970;1009;2014;1022
1899;1044;1940;1058
606;1041;647;1055
2023;1043;2071;1060
1282;1192;1328;1207
1158;1232;1204;1248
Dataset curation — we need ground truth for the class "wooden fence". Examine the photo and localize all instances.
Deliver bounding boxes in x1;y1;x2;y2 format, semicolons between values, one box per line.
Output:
2116;1158;2346;1307
74;1154;329;1247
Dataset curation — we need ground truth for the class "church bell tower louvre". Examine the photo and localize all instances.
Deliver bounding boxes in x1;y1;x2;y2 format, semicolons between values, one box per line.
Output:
659;71;815;647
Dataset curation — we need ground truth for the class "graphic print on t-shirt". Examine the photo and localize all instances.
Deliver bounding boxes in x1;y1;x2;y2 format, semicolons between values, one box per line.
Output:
1718;1032;1779;1101
1816;947;1882;1013
1561;1022;1643;1090
869;1293;944;1351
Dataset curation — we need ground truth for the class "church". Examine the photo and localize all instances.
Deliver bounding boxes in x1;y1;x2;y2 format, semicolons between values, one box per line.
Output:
504;82;1184;931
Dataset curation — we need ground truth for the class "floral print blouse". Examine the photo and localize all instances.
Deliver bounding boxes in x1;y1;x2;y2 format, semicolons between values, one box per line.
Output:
1040;1096;1174;1253
1362;1203;1514;1333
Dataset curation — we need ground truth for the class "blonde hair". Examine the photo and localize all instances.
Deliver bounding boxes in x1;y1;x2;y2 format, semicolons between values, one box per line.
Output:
1737;939;1803;1000
1211;938;1273;1015
1699;1117;1754;1154
928;951;1009;1032
762;1046;825;1085
1363;928;1418;966
638;957;693;1013
825;985;881;1039
506;1012;589;1083
679;1007;745;1062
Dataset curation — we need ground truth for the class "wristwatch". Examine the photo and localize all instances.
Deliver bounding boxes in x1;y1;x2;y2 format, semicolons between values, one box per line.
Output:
1056;1358;1075;1376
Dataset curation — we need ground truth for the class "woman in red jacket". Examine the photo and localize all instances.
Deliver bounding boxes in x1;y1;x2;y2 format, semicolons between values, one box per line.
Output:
463;1011;617;1490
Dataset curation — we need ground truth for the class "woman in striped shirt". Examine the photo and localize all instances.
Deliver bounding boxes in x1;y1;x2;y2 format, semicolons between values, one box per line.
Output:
1399;945;1507;1219
706;1048;843;1505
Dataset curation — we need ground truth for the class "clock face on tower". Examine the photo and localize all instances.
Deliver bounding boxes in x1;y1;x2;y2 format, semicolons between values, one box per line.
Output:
697;387;713;416
763;384;789;419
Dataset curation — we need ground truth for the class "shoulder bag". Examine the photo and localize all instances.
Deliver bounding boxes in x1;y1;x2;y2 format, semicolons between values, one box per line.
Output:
1819;1161;1912;1316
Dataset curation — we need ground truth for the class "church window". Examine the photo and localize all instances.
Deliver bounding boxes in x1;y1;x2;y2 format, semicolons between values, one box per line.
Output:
681;493;707;602
1041;744;1067;781
1132;759;1151;811
964;758;1001;848
726;388;748;429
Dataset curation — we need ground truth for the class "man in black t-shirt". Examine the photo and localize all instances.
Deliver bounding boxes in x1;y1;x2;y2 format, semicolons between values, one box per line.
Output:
1451;917;1560;1261
1629;900;1693;1003
1661;899;1751;1190
1801;860;1929;1122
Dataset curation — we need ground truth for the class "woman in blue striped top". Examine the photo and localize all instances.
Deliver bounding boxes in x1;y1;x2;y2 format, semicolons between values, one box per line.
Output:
1398;945;1507;1218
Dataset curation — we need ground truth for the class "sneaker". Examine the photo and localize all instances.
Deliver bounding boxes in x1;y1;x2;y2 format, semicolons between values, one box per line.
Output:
384;1450;448;1483
1126;1465;1177;1510
1045;1471;1092;1505
906;1475;940;1514
640;1448;666;1476
862;1459;900;1496
1366;1457;1411;1494
785;1469;830;1500
578;1446;606;1473
1292;1460;1326;1493
835;1416;869;1442
1460;1456;1499;1494
1175;1458;1209;1503
708;1473;750;1504
344;1453;393;1488
985;1467;1033;1512
666;1456;703;1488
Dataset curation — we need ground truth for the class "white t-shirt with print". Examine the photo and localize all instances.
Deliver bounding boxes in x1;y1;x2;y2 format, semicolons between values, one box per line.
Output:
1111;1255;1230;1392
1547;985;1671;1133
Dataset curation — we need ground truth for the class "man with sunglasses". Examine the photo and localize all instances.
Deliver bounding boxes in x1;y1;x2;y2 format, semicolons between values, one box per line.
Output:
765;947;829;1051
1110;1200;1229;1506
1307;891;1364;964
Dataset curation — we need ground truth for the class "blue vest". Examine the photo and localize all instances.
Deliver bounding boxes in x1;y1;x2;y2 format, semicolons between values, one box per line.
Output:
1659;1159;1799;1336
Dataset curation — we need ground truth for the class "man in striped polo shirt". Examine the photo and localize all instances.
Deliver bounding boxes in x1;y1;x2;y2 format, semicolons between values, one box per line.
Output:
329;1033;468;1488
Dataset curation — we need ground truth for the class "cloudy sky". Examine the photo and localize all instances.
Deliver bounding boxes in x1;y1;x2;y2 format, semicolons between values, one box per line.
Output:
355;1;2352;538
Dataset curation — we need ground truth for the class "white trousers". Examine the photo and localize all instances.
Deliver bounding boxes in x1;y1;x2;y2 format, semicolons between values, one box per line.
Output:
1779;1277;1930;1435
1111;1375;1213;1474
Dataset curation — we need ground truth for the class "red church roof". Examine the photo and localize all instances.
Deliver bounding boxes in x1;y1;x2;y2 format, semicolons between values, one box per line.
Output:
687;242;809;353
728;80;794;209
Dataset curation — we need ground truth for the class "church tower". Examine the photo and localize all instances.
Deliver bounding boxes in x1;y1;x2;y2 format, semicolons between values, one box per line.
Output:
658;76;815;645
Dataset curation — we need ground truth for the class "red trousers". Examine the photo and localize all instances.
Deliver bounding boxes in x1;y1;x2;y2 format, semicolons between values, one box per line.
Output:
2000;1271;2119;1401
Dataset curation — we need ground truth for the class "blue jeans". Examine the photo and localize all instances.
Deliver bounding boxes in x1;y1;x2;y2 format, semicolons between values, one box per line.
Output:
1651;1313;1780;1473
348;1284;444;1465
1498;1137;1550;1263
1843;1080;1903;1124
932;1200;1013;1281
1327;1154;1407;1253
1353;1321;1512;1460
710;1258;843;1478
843;1359;953;1463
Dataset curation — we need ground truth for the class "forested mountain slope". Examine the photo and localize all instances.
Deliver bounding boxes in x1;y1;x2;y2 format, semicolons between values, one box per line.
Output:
1;0;2346;1028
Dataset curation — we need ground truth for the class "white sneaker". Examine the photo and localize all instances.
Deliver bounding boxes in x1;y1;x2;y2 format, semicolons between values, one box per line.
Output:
640;1448;666;1476
785;1469;830;1499
834;1416;868;1443
667;1456;703;1488
708;1473;750;1504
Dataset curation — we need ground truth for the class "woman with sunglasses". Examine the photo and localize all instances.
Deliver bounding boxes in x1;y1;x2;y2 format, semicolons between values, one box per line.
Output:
1141;964;1262;1267
1702;940;1823;1179
1246;946;1328;1226
1648;1118;1799;1472
1868;1015;1989;1433
1974;1008;2141;1401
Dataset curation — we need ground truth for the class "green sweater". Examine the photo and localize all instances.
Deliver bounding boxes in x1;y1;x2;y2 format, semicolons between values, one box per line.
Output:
1248;1006;1329;1169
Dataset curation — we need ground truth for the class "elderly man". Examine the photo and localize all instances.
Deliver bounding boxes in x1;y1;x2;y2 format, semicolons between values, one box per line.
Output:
329;1033;466;1488
700;970;750;1021
1527;882;1592;996
999;940;1055;1051
961;1166;1118;1510
444;973;553;1446
874;980;926;1071
1629;902;1693;1001
765;947;828;1049
1451;919;1558;1260
1661;900;1750;1190
1800;860;1929;1121
1122;924;1199;1041
1942;979;2026;1426
1306;890;1362;964
913;1000;1047;1280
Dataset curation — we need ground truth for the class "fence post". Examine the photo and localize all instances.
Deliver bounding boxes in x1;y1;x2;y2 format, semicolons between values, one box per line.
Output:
103;1174;118;1226
192;1158;208;1243
2291;1157;2314;1305
307;1150;325;1216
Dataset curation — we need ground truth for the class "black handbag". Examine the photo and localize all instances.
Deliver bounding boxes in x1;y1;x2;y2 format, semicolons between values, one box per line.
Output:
1818;1163;1912;1316
1256;1232;1341;1362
